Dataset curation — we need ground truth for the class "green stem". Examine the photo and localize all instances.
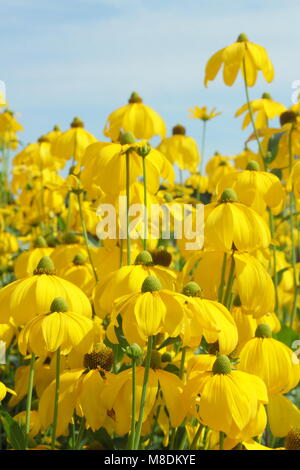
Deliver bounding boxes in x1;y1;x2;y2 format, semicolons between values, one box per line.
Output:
219;431;225;450
25;352;36;448
66;192;73;231
76;192;98;282
218;252;227;302
179;347;186;380
269;210;279;314
51;348;61;450
190;423;203;450
199;120;207;175
288;128;298;327
133;336;153;449
129;358;137;450
242;59;265;167
126;151;131;265
142;156;148;251
75;417;85;450
223;254;235;309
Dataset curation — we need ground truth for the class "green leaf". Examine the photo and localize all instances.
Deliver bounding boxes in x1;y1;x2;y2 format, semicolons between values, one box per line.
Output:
274;324;299;347
0;409;26;450
266;132;284;163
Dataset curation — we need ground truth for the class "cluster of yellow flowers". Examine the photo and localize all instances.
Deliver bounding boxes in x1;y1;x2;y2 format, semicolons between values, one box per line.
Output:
0;33;299;451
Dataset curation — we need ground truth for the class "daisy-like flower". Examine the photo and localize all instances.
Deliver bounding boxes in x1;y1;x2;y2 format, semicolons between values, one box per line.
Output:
204;33;274;87
81;132;174;196
100;363;185;436
204;188;271;252
235;93;286;130
18;297;94;356
216;159;285;215
109;275;185;345
157;124;200;173
184;354;268;440
0;256;92;326
104;91;166;141
238;323;300;394
51;117;97;163
93;250;176;317
188;106;221;121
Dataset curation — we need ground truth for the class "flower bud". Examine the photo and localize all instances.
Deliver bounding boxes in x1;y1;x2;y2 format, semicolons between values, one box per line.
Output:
134;250;153;266
128;91;143;104
50;297;69;313
237;33;248;42
182;281;202;297
141;275;162;293
255;323;272;338
126;343;144;359
34;236;48;248
219;188;238;203
119;131;136;145
212;354;232;375
34;256;56;275
246;160;260;171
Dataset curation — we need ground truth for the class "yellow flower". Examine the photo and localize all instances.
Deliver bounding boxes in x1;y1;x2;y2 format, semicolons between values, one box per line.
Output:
0;381;16;401
0;256;92;326
157;124;200;172
101;366;184;435
18;297;94;356
59;253;96;298
204;189;271;252
180;282;238;354
268;394;300;438
235;93;286;130
81;133;174;195
51;117;97;163
14;410;41;438
110;275;185;344
185;354;268;439
204;33;274;87
93;250;176;317
238;323;300;394
39;346;115;436
234;252;275;318
104;91;166;141
14;236;53;279
188;106;221;121
216;161;285;215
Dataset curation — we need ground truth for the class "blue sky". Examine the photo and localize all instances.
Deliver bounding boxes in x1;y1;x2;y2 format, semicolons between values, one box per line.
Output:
2;0;300;167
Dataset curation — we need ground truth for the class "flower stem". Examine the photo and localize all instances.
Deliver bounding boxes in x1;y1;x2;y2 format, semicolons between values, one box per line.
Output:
128;358;137;450
288;128;298;327
142;156;148;251
51;348;61;450
269;210;279;314
126;151;131;265
25;352;36;448
219;431;225;450
218;252;228;302
242;59;265;167
75;417;85;450
199;120;207;175
179;346;186;380
76;191;98;282
133;336;153;449
223;254;235;309
190;423;203;450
